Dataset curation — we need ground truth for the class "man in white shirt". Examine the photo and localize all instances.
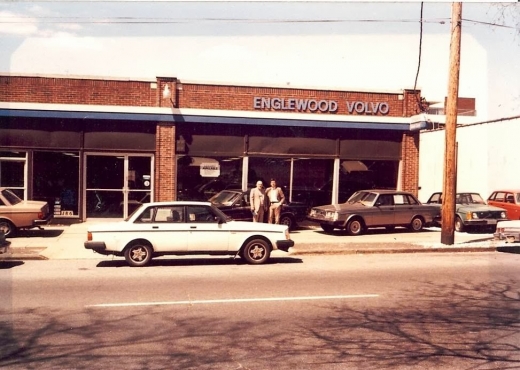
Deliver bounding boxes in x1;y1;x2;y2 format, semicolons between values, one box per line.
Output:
265;178;285;224
250;180;267;222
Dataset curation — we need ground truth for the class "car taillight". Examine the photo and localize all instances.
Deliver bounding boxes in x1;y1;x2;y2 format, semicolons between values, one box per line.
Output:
285;229;290;240
87;232;92;241
496;227;504;233
38;212;44;220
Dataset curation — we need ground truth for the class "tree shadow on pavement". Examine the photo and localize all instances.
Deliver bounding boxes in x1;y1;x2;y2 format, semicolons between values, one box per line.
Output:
1;280;519;369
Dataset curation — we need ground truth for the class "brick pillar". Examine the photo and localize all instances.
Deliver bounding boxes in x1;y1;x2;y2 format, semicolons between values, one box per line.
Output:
155;124;176;201
400;132;420;196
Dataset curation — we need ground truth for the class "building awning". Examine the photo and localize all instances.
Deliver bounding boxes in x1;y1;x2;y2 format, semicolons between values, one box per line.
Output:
0;102;426;131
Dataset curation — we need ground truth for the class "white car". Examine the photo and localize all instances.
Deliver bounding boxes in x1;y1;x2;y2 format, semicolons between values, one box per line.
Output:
84;201;295;267
494;220;520;243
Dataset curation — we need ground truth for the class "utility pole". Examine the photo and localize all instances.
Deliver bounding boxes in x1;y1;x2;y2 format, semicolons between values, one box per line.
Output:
441;2;462;245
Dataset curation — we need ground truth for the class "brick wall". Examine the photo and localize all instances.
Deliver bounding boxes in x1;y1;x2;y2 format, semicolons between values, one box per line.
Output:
176;83;406;116
0;75;157;107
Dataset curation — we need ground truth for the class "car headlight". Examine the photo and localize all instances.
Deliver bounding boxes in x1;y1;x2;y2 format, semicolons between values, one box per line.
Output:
325;211;338;221
309;209;316;217
501;212;507;218
471;212;479;219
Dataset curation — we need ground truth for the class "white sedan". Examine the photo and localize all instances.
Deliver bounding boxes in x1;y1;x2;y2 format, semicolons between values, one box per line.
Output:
84;201;294;267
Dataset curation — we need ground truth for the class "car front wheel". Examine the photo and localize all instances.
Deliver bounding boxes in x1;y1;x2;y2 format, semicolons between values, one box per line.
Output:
409;216;424;232
454;216;465;232
242;239;270;264
0;219;15;237
280;214;294;230
346;218;364;236
124;241;153;267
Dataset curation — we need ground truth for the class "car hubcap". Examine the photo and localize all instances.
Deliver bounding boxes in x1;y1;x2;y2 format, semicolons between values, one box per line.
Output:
249;245;265;260
131;247;147;262
351;222;360;233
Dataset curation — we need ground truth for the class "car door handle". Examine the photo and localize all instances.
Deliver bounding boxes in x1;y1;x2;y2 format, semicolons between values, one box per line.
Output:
153;226;158;229
190;226;197;229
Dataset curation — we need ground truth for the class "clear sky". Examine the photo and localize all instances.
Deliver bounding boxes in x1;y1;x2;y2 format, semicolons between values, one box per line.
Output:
0;1;519;120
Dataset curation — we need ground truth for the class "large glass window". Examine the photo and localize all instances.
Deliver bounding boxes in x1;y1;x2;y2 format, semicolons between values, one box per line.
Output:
33;151;80;217
176;156;243;201
0;151;26;198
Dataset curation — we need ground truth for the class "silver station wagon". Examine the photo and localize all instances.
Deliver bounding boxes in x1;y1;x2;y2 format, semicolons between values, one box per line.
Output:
84;201;294;267
307;189;440;235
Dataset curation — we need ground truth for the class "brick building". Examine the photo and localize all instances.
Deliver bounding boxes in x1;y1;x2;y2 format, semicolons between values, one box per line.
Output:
0;74;425;222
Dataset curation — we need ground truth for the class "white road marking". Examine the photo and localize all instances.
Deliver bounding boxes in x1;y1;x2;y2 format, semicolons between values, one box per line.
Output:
87;294;379;308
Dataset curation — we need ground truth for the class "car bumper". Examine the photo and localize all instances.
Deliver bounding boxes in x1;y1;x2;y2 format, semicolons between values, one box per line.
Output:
494;231;520;242
84;241;107;253
306;217;343;227
276;239;294;252
464;219;502;227
33;213;53;226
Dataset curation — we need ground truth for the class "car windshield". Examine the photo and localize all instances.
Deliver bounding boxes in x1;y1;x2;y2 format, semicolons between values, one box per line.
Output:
346;191;376;205
209;191;241;206
1;189;22;205
456;193;486;205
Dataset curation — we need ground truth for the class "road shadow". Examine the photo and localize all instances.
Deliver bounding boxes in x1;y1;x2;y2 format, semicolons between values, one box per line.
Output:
0;261;24;269
497;245;520;254
10;229;64;238
95;256;303;268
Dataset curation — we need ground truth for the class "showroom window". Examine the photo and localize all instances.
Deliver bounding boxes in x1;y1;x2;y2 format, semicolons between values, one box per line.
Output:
33;151;80;218
0;151;27;199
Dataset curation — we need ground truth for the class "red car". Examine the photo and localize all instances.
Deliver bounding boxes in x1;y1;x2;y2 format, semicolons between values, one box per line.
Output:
488;190;520;220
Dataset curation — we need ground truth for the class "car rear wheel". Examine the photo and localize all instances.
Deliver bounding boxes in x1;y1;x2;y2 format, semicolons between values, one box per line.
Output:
280;214;294;230
320;224;335;233
346;218;364;236
454;216;464;232
124;241;153;267
0;220;15;237
242;239;270;264
409;216;424;232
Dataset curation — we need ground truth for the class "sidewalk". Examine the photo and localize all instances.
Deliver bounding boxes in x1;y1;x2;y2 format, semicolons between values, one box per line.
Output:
0;220;506;262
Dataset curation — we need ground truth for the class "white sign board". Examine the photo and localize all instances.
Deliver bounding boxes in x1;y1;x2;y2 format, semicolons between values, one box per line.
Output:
200;162;220;177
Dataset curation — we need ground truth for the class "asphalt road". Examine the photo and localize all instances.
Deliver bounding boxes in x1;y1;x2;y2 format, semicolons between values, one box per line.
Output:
2;252;520;369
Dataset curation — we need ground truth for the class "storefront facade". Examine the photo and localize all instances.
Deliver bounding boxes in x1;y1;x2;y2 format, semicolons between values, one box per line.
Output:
0;74;424;222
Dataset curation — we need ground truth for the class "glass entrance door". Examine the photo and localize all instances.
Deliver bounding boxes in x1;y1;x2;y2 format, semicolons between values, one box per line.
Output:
85;153;153;219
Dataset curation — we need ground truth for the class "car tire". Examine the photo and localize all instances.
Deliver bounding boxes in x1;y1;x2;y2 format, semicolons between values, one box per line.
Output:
280;214;294;230
346;218;364;236
124;241;153;267
454;216;464;232
0;219;16;237
320;224;335;233
241;239;270;264
409;216;424;232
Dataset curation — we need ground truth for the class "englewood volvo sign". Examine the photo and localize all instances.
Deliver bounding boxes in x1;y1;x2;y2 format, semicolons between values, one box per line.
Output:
253;97;390;115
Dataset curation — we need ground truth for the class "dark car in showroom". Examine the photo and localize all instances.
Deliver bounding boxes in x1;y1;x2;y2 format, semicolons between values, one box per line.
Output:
209;189;308;230
426;192;508;232
307;189;440;235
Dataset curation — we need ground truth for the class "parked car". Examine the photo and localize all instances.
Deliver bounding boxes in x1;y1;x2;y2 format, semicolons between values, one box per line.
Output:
84;201;294;267
487;190;520;220
426;192;508;232
307;189;440;235
290;178;375;207
0;187;52;237
494;220;520;243
209;189;308;230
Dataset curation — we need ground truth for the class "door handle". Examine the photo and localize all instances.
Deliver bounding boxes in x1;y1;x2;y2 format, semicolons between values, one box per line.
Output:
190;226;197;229
153;226;158;229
